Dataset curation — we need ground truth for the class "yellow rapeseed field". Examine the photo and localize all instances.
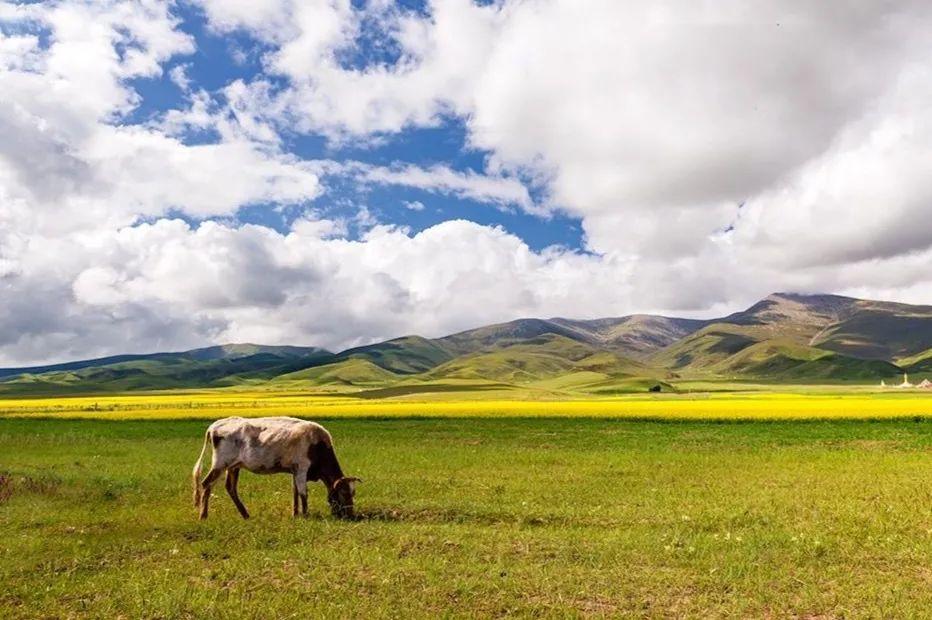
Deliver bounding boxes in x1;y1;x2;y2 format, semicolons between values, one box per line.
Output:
2;389;931;420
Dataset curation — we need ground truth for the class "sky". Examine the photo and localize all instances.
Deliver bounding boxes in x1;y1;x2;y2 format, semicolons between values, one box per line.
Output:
2;1;932;365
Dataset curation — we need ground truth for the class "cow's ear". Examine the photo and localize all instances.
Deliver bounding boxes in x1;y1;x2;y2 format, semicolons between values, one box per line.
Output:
344;476;362;483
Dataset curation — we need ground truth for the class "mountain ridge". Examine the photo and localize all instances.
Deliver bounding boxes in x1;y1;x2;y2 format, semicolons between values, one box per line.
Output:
2;292;930;394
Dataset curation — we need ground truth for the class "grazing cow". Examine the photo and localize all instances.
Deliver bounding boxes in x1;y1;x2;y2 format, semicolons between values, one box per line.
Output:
191;416;360;520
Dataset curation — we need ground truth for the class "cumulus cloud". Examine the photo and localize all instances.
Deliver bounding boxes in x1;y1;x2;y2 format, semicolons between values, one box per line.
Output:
0;0;323;236
190;0;932;294
188;0;932;260
4;0;932;365
726;62;932;269
1;217;633;364
467;1;932;264
335;161;534;211
192;0;501;136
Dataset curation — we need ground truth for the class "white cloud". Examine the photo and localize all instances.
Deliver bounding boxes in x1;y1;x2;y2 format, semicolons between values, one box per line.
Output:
192;0;503;136
193;0;293;39
0;217;638;364
0;1;322;236
465;1;932;260
11;209;925;366
352;162;533;211
726;62;932;269
168;63;191;91
5;0;932;365
189;0;932;302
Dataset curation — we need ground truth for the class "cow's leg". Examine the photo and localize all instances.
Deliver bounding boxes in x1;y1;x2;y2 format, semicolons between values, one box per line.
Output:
199;467;223;520
294;467;309;517
292;478;300;517
225;468;249;520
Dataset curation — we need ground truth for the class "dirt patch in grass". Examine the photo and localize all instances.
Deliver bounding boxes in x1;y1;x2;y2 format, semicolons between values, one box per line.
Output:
0;471;61;502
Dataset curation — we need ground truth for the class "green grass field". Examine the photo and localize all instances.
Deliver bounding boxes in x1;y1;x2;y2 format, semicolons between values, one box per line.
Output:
4;408;932;617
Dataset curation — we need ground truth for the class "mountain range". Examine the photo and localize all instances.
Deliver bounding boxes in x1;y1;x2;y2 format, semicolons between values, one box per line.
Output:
3;293;931;396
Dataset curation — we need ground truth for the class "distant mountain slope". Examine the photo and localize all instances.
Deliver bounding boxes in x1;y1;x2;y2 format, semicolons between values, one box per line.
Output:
708;340;901;381
438;315;707;359
0;344;331;393
438;318;592;355
717;293;858;343
185;344;327;361
649;325;760;373
550;315;708;357
426;334;655;383
2;292;931;394
650;292;931;380
715;293;932;360
0;344;328;379
325;336;457;374
899;348;932;373
270;320;675;391
272;358;400;387
810;300;932;360
0;352;177;379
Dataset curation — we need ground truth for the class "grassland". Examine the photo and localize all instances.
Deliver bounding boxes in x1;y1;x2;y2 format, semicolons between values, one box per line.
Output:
4;390;932;617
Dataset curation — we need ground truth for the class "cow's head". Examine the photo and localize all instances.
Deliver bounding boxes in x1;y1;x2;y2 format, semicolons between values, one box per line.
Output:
328;477;361;519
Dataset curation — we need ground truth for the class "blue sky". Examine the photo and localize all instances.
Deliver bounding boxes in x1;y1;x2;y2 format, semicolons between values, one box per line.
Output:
2;0;932;364
125;3;585;251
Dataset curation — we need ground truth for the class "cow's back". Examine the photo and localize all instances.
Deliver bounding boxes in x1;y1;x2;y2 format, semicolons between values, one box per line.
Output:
207;416;332;473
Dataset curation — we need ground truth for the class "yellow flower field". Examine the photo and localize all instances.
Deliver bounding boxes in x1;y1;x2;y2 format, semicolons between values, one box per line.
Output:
2;389;931;420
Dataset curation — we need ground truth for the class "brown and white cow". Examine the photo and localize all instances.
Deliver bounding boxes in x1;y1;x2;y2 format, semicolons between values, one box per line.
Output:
192;416;360;520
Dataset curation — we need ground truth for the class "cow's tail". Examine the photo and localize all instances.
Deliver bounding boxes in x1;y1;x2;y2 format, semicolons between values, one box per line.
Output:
192;429;211;507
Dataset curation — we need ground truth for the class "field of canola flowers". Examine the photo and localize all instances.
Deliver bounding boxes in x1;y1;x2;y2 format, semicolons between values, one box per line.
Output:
2;388;932;420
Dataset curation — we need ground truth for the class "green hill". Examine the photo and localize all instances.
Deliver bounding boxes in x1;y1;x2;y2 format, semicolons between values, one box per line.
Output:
647;293;919;382
718;293;857;344
326;336;456;374
550;315;707;358
649;325;760;373
709;341;901;381
0;345;331;394
899;347;932;371
439;315;707;359
272;359;400;387
718;293;932;360
3;292;931;395
438;319;594;355
426;334;649;383
811;303;932;360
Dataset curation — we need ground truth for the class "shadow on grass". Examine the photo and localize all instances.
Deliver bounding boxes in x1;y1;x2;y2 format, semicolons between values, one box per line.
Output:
351;505;581;528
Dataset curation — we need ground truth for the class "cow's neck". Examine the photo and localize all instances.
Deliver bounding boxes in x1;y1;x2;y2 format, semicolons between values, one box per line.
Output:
315;442;345;487
321;464;345;488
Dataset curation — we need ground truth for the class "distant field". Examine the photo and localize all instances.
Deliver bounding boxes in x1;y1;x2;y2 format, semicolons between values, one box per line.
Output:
1;386;931;420
4;417;932;617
